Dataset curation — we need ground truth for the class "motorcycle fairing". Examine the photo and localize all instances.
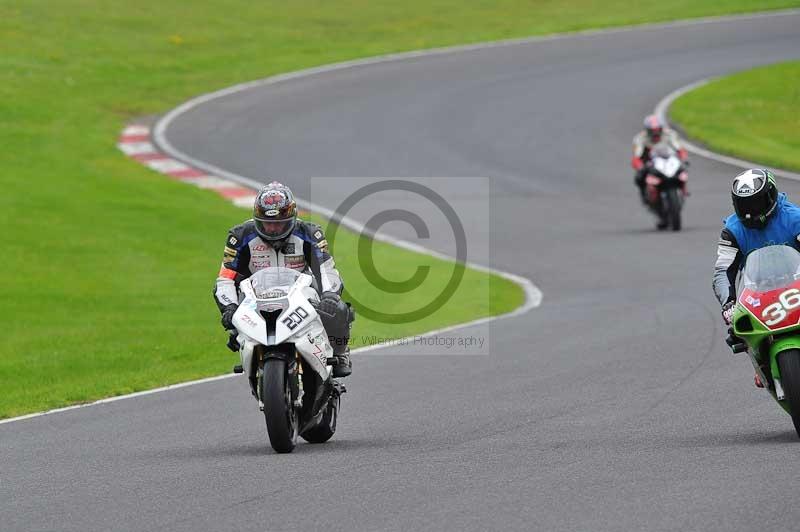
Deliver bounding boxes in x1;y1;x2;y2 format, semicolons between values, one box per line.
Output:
233;272;333;381
739;278;800;332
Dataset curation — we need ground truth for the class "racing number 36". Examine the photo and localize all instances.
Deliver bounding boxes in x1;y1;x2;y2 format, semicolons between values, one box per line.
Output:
762;288;800;326
282;306;309;331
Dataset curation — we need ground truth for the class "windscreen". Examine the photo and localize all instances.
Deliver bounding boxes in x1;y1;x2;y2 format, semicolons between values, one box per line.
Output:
651;143;675;159
740;245;800;294
651;144;680;177
249;267;302;299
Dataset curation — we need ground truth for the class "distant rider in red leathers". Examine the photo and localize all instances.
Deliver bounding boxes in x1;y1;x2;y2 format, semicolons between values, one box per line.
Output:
632;114;688;203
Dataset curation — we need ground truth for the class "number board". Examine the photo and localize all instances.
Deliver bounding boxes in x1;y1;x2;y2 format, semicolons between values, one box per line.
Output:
740;279;800;330
281;306;310;331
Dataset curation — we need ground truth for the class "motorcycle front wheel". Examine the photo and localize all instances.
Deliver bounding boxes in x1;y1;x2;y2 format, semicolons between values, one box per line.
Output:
667;188;682;231
261;358;298;453
778;349;800;439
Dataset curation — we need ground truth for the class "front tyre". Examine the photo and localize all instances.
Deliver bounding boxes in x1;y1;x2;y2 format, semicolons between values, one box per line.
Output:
261;358;297;453
667;188;682;231
777;350;800;438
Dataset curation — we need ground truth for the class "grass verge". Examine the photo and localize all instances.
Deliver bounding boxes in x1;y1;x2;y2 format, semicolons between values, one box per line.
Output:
2;1;798;418
670;61;800;171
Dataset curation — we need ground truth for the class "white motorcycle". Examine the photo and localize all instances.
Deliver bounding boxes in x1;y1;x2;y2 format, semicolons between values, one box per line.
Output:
232;267;344;453
643;144;689;231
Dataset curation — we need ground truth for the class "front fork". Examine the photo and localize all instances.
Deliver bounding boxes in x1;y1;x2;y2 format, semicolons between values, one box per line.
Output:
742;337;800;404
254;349;305;411
767;338;800;403
746;348;772;395
645;177;688;206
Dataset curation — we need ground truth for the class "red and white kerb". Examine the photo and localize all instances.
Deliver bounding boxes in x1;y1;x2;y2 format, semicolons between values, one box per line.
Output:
117;124;258;209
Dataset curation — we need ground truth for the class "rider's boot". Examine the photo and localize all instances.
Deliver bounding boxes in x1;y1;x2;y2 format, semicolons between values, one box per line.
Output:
332;347;352;378
754;373;765;388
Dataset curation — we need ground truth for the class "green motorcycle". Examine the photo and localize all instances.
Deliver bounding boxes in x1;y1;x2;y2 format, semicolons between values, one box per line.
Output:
731;244;800;438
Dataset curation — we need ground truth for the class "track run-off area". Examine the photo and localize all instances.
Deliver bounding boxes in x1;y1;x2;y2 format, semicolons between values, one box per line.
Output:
2;11;800;532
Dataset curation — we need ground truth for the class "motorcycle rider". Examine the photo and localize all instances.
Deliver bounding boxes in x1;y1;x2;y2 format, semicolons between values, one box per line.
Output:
632;114;688;203
214;181;353;378
713;169;800;387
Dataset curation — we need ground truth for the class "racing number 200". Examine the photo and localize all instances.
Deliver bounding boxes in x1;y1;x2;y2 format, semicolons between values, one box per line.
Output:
762;288;800;326
282;306;309;331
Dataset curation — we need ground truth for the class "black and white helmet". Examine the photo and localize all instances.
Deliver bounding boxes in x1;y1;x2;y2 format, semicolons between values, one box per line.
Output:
731;169;778;229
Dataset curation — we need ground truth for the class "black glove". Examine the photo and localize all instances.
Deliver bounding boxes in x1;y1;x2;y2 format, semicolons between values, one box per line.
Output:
221;304;238;330
317;291;342;316
722;300;736;325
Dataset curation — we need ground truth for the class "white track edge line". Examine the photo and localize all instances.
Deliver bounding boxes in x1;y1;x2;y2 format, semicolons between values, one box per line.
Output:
0;374;235;426
1;276;539;427
7;8;795;427
655;78;800;181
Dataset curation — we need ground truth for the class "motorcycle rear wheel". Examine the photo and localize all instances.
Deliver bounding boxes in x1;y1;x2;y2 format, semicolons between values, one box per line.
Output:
262;358;298;453
777;349;800;439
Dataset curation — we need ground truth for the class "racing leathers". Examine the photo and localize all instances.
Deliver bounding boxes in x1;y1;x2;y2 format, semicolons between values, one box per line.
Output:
631;129;688;198
214;219;353;364
713;193;800;308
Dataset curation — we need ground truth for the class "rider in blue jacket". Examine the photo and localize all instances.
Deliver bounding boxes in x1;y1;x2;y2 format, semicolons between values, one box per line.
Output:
713;169;800;386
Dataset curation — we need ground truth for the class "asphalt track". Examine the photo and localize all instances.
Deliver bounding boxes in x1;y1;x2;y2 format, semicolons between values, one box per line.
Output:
4;12;800;532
